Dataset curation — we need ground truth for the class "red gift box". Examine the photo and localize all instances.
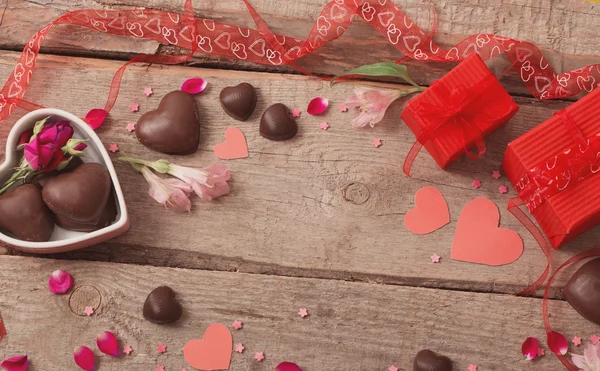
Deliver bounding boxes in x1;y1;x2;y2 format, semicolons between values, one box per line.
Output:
401;54;519;175
503;88;600;249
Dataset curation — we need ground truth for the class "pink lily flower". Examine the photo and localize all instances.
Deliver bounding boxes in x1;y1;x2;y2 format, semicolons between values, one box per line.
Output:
167;163;231;201
572;342;600;371
344;88;402;128
141;166;192;212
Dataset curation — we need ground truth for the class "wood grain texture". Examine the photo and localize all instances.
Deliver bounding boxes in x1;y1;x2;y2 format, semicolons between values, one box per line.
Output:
1;0;600;96
0;255;596;370
0;50;595;297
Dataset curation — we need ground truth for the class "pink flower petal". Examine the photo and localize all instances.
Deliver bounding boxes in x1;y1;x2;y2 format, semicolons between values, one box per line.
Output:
275;362;303;371
85;109;107;130
48;269;73;295
306;97;329;115
96;331;120;357
0;355;28;371
18;129;33;146
74;346;95;371
181;78;207;95
521;337;539;360
548;331;568;355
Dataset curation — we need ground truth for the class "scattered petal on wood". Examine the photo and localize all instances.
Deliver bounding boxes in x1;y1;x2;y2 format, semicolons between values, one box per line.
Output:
521;337;539;360
0;313;6;339
48;269;73;295
0;355;28;371
85;109;107;130
96;331;120;357
275;362;303;371
548;331;568;355
74;346;95;371
181;78;207;95
307;97;329;115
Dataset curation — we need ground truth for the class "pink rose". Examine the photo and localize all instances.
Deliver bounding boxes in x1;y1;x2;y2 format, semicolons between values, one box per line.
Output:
24;120;74;171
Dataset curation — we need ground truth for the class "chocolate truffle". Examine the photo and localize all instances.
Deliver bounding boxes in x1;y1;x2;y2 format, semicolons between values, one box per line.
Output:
0;183;55;242
219;83;257;121
55;190;117;232
414;349;452;371
260;103;298;141
143;286;183;324
564;258;600;326
136;90;200;154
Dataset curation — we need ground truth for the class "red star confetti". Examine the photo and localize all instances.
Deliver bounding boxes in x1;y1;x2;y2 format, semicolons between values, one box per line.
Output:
234;343;245;353
431;253;441;263
498;185;509;194
492;170;502;179
129;102;139;112
156;365;165;371
592;334;600;344
232;320;243;330
338;103;348;112
537;348;545;357
126;122;136;132
144;87;153;96
109;144;119;153
467;365;477;371
123;345;133;355
319;122;329;130
388;366;398;371
291;108;302;118
157;344;167;353
372;138;382;148
573;336;582;346
472;180;482;189
83;306;94;316
298;308;309;318
255;352;265;362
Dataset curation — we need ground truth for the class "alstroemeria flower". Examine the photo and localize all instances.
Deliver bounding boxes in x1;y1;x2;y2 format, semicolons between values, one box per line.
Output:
141;166;193;212
572;342;600;371
344;88;402;128
167;163;231;201
24;120;74;171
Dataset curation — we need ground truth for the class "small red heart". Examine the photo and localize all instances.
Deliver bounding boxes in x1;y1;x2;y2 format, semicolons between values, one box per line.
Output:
183;324;232;371
451;198;523;266
404;187;450;234
213;127;248;160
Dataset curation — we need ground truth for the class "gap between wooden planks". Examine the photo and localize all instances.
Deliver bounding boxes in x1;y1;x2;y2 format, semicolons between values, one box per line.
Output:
0;255;595;371
1;0;600;98
0;50;596;298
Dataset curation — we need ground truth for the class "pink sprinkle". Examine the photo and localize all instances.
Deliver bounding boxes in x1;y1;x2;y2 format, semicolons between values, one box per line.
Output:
573;336;582;346
83;306;94;316
388;366;398;371
592;334;600;344
498;185;509;194
472;180;481;189
144;87;153;96
338;103;348;112
298;308;309;318
492;170;502;180
129;102;139;112
123;345;133;355
48;269;73;294
537;348;545;357
232;320;243;330
109;144;119;153
255;352;265;362
467;365;477;371
234;343;245;353
291;108;302;118
157;344;167;353
372;138;382;148
126;122;136;132
156;365;165;371
319;122;329;131
431;253;441;263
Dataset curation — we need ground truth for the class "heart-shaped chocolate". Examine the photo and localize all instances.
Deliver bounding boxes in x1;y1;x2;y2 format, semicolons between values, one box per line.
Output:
136;91;200;154
219;83;257;121
0;183;55;242
413;349;452;371
564;258;600;325
143;286;183;324
260;103;298;141
55;190;117;232
43;162;111;223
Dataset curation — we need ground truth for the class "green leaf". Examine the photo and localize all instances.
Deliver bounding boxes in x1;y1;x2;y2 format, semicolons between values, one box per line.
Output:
32;117;50;137
330;62;420;87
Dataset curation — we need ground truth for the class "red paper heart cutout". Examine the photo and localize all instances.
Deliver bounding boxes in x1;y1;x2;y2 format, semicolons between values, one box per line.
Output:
451;198;523;266
404;186;450;234
183;323;232;371
213;127;248;160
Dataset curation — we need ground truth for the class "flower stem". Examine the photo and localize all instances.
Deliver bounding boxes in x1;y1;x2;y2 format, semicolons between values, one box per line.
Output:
118;155;170;173
0;167;28;195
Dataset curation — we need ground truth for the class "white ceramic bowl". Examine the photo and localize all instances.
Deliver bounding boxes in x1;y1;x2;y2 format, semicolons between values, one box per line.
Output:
0;108;130;253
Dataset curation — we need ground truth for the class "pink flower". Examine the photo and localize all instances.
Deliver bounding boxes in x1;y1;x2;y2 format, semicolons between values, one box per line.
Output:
344;88;402;128
167;164;231;201
24;120;74;171
141;166;193;212
572;342;600;371
18;129;33;146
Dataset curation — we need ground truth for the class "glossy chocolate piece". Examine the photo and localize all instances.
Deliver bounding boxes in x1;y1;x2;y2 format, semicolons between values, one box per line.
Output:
219;83;257;121
43;162;111;223
564;258;600;326
143;286;183;324
136;90;200;154
55;190;117;232
0;184;54;242
260;103;298;141
414;349;453;371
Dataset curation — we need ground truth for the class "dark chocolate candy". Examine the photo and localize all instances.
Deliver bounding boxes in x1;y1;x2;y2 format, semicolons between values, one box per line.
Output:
219;83;257;121
43;162;111;223
564;258;600;326
143;286;183;324
414;349;452;371
136;90;200;154
55;190;117;232
260;103;298;141
0;183;54;242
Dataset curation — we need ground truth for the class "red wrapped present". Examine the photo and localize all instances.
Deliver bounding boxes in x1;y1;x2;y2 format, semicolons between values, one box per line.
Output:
401;54;519;176
503;88;600;249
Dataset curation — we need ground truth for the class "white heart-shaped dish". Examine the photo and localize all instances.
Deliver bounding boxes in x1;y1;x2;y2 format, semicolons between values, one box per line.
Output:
0;108;130;253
